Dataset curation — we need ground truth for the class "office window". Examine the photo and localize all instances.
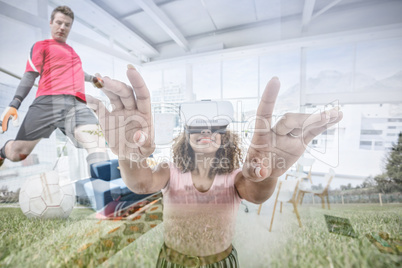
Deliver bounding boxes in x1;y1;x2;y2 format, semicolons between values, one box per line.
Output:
360;141;372;150
388;118;402;122
260;50;300;114
355;38;402;92
222;58;258;99
193;61;221;100
141;69;163;102
361;130;382;135
306;45;354;94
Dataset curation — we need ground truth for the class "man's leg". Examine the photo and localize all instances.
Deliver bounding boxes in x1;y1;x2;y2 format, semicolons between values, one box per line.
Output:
66;99;130;216
73;124;109;167
0;96;62;167
73;124;116;213
0;139;41;166
73;124;136;217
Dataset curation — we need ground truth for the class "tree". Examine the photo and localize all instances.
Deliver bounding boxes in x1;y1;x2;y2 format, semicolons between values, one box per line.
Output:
340;183;353;191
386;132;402;185
374;173;394;193
375;132;402;193
312;183;323;191
360;176;376;188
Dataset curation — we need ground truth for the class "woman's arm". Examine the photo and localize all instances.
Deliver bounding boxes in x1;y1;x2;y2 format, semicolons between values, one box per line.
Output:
235;173;278;204
86;65;169;194
235;77;343;204
119;159;170;194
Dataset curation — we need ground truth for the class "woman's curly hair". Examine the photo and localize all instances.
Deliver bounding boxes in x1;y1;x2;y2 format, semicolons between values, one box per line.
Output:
172;130;243;178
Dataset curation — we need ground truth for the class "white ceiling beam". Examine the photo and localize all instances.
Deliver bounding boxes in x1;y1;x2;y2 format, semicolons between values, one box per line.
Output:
200;0;218;30
0;2;141;64
119;0;179;19
143;23;402;66
37;0;49;19
0;1;48;31
136;0;190;52
37;0;49;39
50;0;159;58
311;0;343;21
69;32;141;65
302;0;316;31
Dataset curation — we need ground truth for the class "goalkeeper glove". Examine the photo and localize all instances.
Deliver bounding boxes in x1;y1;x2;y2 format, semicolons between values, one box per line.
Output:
0;99;20;134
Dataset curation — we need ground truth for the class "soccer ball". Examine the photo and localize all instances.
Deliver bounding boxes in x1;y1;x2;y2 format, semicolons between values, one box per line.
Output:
19;171;75;219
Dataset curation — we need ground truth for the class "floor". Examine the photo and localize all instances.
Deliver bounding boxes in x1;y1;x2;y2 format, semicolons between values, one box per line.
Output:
233;199;298;267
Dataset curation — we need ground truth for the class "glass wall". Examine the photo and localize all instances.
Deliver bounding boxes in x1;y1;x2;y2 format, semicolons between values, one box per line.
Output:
1;9;401;189
141;37;402;184
193;61;221;100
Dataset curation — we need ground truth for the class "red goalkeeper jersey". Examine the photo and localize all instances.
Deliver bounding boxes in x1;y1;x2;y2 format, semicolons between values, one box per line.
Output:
25;39;86;101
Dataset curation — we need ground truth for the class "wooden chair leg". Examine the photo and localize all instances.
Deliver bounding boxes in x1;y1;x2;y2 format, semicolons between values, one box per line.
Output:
257;204;262;215
292;201;302;228
269;201;277;232
296;191;301;205
326;195;330;210
299;192;305;205
269;183;282;232
280;202;283;213
320;195;325;209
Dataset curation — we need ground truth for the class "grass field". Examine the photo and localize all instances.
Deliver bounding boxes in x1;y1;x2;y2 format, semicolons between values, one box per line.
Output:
0;203;401;267
267;204;402;268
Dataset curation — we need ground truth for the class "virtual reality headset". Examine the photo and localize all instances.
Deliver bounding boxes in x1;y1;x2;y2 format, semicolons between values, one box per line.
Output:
179;101;234;132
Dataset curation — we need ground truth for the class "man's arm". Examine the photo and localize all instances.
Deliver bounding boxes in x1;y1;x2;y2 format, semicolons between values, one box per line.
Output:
11;71;39;109
84;72;94;83
84;72;103;88
0;71;39;134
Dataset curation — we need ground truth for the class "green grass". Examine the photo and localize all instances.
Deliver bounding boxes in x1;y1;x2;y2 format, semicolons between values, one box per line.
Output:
268;204;402;268
0;204;401;267
0;207;95;267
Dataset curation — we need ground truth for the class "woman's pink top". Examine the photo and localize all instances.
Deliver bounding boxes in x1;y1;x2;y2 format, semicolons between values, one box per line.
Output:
161;164;242;256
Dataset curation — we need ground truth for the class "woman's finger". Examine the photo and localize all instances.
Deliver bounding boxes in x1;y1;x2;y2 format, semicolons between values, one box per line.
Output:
273;112;321;136
126;65;152;115
242;153;272;182
274;108;340;138
255;77;280;131
303;111;343;143
101;74;136;111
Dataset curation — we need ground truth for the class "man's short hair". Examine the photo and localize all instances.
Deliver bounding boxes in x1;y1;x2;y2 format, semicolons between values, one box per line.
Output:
50;6;74;22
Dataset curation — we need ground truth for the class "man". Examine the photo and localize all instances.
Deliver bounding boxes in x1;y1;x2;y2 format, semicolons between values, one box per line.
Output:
0;6;107;170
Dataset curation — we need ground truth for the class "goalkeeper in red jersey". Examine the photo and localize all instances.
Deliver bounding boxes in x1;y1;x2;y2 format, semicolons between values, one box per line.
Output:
0;6;107;169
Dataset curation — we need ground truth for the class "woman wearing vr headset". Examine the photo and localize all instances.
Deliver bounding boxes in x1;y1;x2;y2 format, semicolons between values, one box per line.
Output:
87;65;342;267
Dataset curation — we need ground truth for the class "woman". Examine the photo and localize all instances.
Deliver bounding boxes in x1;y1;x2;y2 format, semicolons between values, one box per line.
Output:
87;65;343;267
156;128;243;266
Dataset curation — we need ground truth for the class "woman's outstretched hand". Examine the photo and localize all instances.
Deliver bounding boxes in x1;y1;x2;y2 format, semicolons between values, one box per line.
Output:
86;65;155;161
242;77;343;182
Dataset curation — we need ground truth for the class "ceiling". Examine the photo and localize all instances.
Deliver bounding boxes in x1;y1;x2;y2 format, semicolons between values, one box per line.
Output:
1;0;402;64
